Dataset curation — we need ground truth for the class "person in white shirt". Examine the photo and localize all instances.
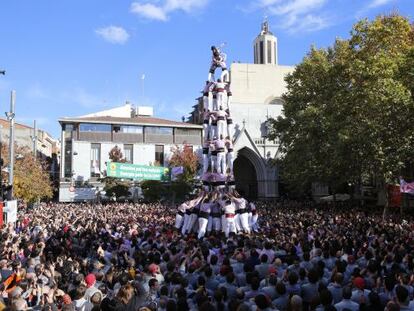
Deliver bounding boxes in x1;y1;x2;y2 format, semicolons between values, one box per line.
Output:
212;107;228;139
225;137;234;173
214;79;226;109
214;135;226;174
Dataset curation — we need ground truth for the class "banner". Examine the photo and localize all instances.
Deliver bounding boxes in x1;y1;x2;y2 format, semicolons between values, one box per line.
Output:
107;162;169;181
400;178;414;195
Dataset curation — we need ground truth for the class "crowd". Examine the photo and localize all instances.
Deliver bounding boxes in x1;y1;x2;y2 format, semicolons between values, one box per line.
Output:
0;200;414;311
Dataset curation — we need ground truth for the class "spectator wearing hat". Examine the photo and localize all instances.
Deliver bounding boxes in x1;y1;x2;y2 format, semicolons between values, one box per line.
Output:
84;273;102;303
351;276;370;304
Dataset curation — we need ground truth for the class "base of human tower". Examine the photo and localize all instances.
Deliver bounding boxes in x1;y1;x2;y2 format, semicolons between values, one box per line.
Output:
174;45;259;240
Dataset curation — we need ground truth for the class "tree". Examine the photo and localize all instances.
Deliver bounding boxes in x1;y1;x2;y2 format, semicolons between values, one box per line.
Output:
1;145;53;203
269;14;414;207
108;145;126;163
141;180;166;202
168;144;200;183
101;145;129;199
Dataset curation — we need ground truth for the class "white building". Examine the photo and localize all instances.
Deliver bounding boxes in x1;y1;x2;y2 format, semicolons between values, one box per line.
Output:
190;21;295;199
59;103;202;202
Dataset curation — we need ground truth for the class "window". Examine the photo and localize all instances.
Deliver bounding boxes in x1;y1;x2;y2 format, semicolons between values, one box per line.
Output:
274;42;277;64
113;125;143;134
254;44;257;63
260;41;264;64
64;124;74;178
124;144;133;163
175;128;200;136
79;123;111;132
90;143;101;177
145;127;173;135
267;40;272;64
155;145;164;166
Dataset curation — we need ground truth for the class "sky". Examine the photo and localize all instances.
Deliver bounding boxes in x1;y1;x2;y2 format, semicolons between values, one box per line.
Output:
0;0;413;139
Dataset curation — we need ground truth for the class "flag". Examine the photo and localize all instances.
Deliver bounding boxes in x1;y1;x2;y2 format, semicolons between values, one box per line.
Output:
171;166;184;177
141;74;145;80
400;178;414;195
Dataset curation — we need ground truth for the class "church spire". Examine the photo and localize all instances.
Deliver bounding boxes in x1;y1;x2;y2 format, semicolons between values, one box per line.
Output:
253;19;278;65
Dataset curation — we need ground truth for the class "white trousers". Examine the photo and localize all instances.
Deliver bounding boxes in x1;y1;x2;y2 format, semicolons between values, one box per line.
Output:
175;214;184;229
212;98;218;111
217;120;226;138
207;216;213;233
185;214;198;234
216;152;226;174
216;92;224;109
203;124;209;141
234;214;241;232
213;217;221;231
227;152;234;173
203;95;209;110
221;69;229;82
181;214;190;235
211;155;217;173
198;217;208;239
203;154;209;173
210;125;217;139
227;123;234;139
224;216;236;237
239;212;250;234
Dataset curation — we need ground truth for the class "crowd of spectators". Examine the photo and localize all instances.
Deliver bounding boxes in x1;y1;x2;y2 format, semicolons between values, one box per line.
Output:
0;200;413;311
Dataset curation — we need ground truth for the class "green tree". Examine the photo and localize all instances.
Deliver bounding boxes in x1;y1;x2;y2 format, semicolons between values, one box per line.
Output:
102;145;130;199
269;14;414;208
168;144;199;183
1;145;53;203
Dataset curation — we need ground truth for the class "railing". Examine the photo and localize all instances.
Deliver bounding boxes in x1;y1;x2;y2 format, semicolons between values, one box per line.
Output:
253;137;279;146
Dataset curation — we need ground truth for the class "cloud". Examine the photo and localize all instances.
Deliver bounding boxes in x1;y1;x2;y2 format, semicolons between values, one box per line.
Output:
367;0;394;9
249;0;330;33
95;26;130;44
130;0;210;21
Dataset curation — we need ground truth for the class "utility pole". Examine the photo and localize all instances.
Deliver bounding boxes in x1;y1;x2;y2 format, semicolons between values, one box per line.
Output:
6;91;15;199
32;120;38;158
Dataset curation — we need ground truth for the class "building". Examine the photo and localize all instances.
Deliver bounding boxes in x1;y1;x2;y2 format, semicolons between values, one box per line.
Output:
189;21;295;199
0;118;60;179
58;102;202;202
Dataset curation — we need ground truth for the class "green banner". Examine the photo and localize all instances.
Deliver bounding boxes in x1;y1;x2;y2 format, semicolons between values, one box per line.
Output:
107;162;169;181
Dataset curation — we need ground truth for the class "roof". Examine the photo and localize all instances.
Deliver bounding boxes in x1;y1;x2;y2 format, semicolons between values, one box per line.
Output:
0;118;33;130
58;115;203;129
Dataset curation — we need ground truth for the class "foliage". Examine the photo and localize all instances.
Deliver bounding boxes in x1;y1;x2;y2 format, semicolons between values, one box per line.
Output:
168;144;200;183
108;145;126;163
170;181;192;202
268;14;414;202
103;179;130;199
141;180;166;202
1;145;53;203
102;146;129;199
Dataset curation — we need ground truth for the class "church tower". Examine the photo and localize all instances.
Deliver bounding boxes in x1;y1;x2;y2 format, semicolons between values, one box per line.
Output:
253;20;278;65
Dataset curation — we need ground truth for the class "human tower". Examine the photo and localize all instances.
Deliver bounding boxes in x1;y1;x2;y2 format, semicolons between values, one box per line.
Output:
175;46;258;239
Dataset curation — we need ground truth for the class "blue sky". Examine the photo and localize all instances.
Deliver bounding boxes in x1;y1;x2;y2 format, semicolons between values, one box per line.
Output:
0;0;412;138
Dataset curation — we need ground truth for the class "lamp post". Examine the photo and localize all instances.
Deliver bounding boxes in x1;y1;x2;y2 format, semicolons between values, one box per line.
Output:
5;91;16;199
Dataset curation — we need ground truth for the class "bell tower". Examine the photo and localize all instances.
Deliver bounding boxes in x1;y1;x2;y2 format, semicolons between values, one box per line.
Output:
253;19;278;65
